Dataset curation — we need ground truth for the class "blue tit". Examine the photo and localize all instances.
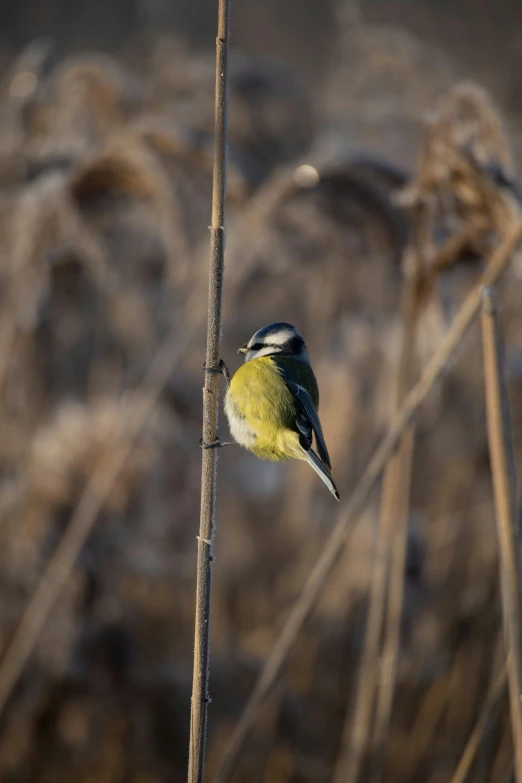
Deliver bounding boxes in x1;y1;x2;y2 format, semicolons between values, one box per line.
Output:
224;322;339;500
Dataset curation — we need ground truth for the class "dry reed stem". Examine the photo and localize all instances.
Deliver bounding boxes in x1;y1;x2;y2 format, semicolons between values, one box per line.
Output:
481;286;522;781
370;477;412;761
188;1;231;781
450;664;507;783
213;218;522;783
334;233;423;783
332;516;390;783
369;401;416;780
369;211;430;783
0;329;190;717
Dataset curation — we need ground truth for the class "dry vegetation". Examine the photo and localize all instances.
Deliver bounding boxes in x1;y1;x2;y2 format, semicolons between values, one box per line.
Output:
0;9;522;783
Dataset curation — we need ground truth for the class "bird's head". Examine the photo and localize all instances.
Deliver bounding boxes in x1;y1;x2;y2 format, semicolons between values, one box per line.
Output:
237;322;310;363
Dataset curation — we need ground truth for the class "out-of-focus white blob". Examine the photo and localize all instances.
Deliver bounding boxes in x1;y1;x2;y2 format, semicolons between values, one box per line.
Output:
293;164;320;188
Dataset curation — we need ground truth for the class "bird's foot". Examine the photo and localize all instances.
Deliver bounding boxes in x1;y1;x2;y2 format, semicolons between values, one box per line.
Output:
199;437;235;449
203;358;231;388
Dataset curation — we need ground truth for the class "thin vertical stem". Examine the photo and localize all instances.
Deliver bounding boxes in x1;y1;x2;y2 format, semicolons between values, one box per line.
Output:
369;429;415;781
369;234;425;783
481;286;522;783
188;2;231;782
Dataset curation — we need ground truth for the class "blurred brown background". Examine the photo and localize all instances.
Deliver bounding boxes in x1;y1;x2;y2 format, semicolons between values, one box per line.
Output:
0;1;522;782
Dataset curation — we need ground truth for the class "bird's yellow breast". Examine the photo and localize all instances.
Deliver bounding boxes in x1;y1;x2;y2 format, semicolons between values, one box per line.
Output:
224;356;303;462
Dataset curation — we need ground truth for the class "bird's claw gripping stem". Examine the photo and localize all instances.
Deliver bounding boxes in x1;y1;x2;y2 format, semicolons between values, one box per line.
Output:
200;360;234;449
199;437;234;449
203;359;231;388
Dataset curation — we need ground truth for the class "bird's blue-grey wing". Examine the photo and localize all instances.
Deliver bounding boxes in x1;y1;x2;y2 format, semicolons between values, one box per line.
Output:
278;370;332;470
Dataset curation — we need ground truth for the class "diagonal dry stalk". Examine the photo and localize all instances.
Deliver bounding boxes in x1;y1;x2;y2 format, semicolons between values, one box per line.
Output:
481;285;522;782
188;1;231;781
213;219;522;783
450;663;507;783
0;328;192;717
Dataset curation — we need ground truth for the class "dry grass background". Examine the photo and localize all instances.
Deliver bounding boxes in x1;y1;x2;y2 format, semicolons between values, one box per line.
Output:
0;5;522;783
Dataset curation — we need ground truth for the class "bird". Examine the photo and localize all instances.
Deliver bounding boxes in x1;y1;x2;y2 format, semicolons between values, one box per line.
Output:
223;322;339;500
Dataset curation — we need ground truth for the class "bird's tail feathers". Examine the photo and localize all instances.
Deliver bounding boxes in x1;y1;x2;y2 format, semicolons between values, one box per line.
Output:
304;449;340;501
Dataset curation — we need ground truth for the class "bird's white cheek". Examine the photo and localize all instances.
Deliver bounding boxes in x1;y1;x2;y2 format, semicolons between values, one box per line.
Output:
224;390;257;448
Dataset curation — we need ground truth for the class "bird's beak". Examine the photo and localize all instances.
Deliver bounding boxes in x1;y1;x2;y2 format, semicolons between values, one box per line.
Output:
237;343;248;355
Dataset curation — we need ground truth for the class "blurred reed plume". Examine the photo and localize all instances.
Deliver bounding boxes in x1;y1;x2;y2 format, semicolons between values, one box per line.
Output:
0;11;521;783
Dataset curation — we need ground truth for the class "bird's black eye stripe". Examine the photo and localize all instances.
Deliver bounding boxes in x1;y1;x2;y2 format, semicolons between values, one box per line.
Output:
249;337;303;353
